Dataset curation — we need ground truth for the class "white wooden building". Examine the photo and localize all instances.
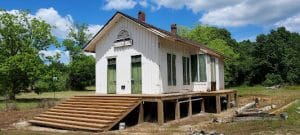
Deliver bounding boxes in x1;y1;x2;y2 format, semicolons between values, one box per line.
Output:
84;11;225;94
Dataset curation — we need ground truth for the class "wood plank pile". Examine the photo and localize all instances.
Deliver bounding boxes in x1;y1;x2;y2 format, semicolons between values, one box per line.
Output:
234;98;278;121
29;96;141;132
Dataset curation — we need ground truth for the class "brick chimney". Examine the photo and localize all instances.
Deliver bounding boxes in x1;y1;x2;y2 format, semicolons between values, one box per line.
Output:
171;24;177;35
138;11;145;22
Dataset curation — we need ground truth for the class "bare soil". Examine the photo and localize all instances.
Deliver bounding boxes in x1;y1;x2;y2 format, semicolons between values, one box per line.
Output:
0;109;45;129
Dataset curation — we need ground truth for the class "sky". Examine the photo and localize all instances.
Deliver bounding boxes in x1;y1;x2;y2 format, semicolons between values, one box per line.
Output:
1;0;300;63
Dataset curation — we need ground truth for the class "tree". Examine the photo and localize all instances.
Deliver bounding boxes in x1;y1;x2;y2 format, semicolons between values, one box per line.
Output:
63;24;95;90
63;24;92;61
69;55;95;90
35;53;68;94
252;27;300;85
0;10;56;99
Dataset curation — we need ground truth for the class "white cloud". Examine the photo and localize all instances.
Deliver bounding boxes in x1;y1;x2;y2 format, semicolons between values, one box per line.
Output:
149;0;240;13
34;7;73;39
39;50;70;64
139;0;148;8
86;24;103;36
275;13;300;32
103;0;137;10
3;8;103;39
200;0;300;27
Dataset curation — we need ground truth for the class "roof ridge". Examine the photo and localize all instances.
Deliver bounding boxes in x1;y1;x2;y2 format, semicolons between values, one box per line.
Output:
84;11;224;58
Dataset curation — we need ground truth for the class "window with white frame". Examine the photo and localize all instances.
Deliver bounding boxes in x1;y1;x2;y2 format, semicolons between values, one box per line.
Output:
167;53;176;86
191;54;207;82
182;56;190;85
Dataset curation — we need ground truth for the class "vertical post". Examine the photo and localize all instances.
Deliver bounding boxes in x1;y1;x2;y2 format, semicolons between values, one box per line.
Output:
157;100;164;125
234;93;238;107
201;99;205;113
188;97;192;117
175;100;180;120
227;94;231;109
216;95;221;113
138;102;144;123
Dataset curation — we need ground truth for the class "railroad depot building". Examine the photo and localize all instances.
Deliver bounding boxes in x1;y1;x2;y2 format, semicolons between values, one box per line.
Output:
30;11;237;132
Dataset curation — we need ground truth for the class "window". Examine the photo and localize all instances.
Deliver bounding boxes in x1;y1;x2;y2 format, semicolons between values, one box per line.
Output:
199;54;207;82
191;55;198;82
167;53;176;86
191;54;207;82
182;57;190;85
210;56;216;82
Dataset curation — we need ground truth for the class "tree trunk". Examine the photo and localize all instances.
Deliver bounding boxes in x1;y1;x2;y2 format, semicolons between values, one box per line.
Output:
8;93;16;100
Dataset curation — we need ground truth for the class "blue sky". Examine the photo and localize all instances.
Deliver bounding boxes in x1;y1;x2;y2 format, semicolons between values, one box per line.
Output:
1;0;300;63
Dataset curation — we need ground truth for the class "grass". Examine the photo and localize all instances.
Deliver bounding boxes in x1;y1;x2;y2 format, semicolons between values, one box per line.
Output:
230;85;300;108
205;100;300;134
0;90;94;111
231;85;300;95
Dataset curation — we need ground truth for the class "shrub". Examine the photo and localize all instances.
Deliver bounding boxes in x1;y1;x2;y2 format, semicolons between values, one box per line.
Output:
263;73;283;86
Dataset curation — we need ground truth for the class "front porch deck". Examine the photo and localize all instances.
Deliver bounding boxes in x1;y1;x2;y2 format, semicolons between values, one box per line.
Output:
82;90;238;125
30;90;237;131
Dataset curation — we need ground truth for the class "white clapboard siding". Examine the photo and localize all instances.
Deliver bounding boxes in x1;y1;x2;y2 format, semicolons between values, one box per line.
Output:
95;17;160;94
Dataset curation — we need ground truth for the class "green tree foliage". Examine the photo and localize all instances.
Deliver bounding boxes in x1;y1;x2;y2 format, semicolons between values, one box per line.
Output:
69;55;95;90
63;24;92;61
36;54;68;93
0;10;57;99
179;25;300;86
63;24;95;90
250;27;300;85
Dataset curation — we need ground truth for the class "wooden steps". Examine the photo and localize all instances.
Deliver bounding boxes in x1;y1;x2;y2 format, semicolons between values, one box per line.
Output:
29;96;141;132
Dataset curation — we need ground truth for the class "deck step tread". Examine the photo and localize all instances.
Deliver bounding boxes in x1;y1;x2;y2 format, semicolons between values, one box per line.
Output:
62;102;133;106
33;117;107;128
29;120;101;131
73;96;140;100
58;104;130;109
66;99;138;103
39;114;113;124
48;109;121;116
43;112;117;120
53;106;125;113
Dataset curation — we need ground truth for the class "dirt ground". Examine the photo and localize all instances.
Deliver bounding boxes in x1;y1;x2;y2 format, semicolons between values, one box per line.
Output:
0;109;45;129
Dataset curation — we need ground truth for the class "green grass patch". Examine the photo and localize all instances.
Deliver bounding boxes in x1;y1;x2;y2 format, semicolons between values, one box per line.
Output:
230;85;300;96
0;90;94;111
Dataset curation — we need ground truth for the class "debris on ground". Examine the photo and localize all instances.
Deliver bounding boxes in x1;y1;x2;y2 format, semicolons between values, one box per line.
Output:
266;84;282;89
234;98;281;121
235;101;256;115
189;129;224;135
280;112;288;120
13;121;30;129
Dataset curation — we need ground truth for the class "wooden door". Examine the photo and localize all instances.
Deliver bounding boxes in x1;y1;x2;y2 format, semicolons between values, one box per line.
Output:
107;58;116;94
131;55;142;94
